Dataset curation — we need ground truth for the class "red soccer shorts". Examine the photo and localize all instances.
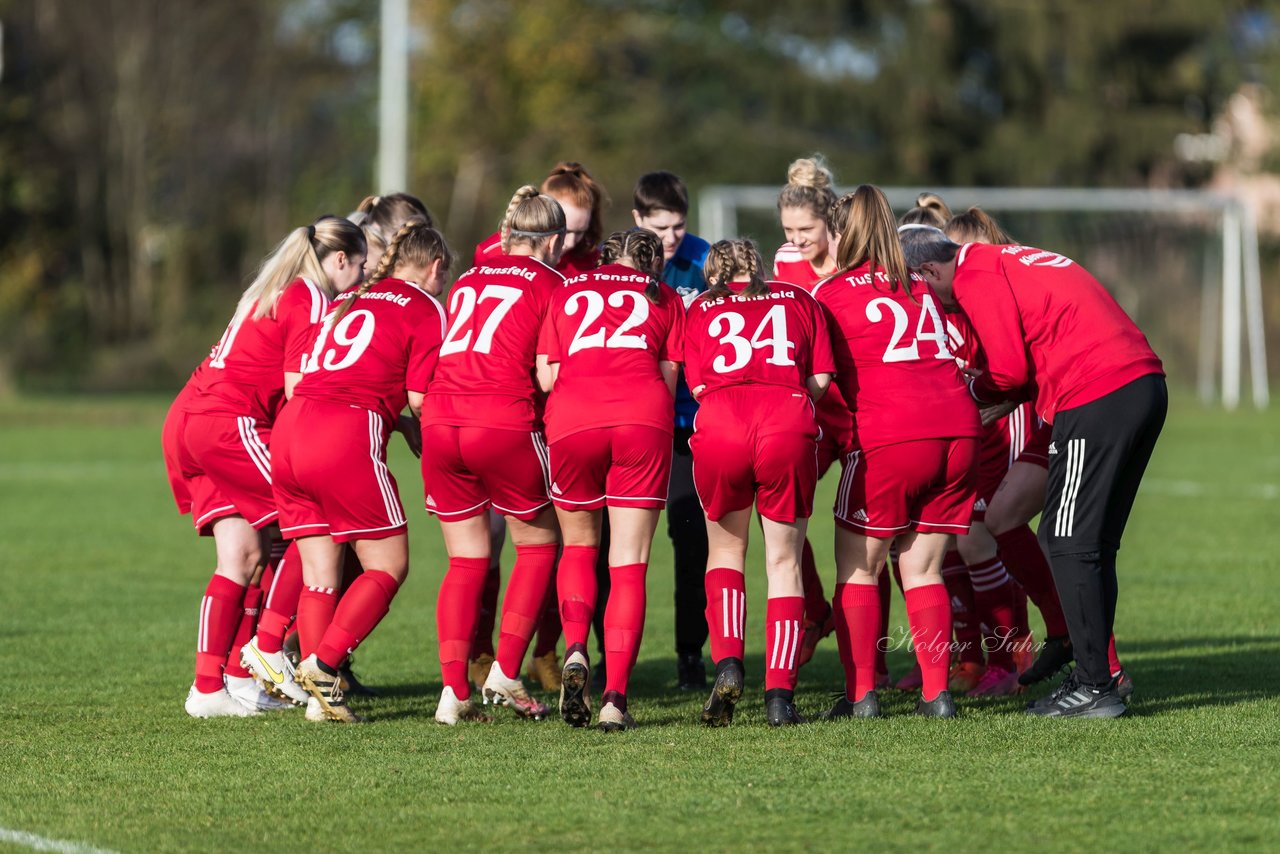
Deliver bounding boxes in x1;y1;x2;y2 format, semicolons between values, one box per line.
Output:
421;424;551;522
834;437;979;536
690;387;819;524
548;425;672;511
1017;418;1051;469
172;411;278;535
162;388;196;515
272;398;407;543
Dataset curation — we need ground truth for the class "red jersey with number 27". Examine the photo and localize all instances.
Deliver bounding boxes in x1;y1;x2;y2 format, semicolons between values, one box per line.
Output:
291;277;446;425
812;263;980;452
538;264;685;444
684;281;834;399
424;255;562;430
184;277;330;423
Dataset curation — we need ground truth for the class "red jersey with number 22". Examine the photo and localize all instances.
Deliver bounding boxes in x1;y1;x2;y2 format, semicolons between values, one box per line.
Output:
684;281;834;399
424;255;562;430
812;263;980;452
292;277;446;425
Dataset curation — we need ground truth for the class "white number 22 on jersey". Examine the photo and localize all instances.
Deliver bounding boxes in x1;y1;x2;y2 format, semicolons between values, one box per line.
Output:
865;293;951;363
708;305;796;373
305;309;376;373
440;284;523;356
565;290;650;355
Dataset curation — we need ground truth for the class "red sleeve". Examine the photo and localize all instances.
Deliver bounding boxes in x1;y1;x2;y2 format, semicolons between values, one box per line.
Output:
805;297;836;377
683;305;705;390
537;291;564;362
405;296;446;393
817;297;859;413
952;264;1030;400
659;286;685;362
279;282;328;373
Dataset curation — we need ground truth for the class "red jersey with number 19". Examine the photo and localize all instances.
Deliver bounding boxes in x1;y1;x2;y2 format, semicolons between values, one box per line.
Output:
537;264;685;444
424;255;563;430
812;263;980;452
291;278;447;425
684;281;834;398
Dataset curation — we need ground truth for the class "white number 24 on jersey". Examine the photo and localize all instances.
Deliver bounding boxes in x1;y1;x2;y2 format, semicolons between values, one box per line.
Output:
708;305;796;373
865;293;951;363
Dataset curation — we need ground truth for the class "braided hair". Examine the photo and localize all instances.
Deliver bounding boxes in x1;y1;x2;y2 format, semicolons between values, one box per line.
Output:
701;239;769;301
332;218;452;322
600;229;664;304
500;185;566;253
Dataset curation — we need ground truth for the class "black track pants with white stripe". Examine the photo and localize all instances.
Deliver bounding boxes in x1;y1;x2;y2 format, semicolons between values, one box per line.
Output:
1039;374;1167;685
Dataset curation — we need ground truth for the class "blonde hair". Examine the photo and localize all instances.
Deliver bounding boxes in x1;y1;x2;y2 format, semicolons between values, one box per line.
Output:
500;185;566;252
836;185;912;298
600;229;663;304
332;219;452;323
702;239;769;300
541;161;608;250
899;192;952;228
945;207;1014;245
235;216;365;322
778;155;837;221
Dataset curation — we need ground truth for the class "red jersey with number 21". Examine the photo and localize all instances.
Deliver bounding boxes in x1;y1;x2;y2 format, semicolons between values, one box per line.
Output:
424;255;562;430
684;281;834;399
812;263;980;452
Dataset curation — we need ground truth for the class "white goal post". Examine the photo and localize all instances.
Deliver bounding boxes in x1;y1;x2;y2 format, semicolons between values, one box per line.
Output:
696;186;1268;410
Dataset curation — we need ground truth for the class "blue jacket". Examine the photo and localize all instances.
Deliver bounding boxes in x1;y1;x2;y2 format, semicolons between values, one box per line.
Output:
663;234;710;429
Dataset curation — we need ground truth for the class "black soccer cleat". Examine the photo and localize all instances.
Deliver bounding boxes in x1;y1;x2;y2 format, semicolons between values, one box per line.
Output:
339;656;379;698
823;690;882;720
1025;670;1126;719
677;653;708;691
1114;669;1135;702
916;689;958;718
700;658;744;727
559;655;592;728
1018;635;1074;686
765;689;806;727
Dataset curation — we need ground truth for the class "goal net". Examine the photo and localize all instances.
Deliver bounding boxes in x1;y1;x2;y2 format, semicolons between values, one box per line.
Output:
696;186;1268;410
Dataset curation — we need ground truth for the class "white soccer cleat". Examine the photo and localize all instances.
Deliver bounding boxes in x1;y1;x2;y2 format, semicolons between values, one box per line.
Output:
225;674;295;712
434;686;494;726
305;697;327;722
596;701;636;733
481;661;549;720
185;684;259;718
240;634;309;705
295;654;364;723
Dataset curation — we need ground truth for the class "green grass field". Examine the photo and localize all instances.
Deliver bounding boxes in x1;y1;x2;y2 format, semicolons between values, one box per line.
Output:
1;394;1277;852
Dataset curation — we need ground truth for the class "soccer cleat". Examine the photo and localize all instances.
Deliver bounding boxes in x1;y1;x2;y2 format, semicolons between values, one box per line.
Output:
796;607;836;668
1012;630;1036;674
240;634;309;705
185;684;260;718
468;653;495;690
948;661;985;694
434;686;493;726
304;697;326;722
916;689;958;718
559;650;592;728
295;655;364;723
677;653;707;691
1018;635;1074;686
482;661;549;720
824;690;882;720
1025;670;1126;719
700;658;744;727
1114;669;1135;702
894;664;923;692
596;701;636;732
225;674;294;712
527;650;562;692
765;690;806;727
967;665;1024;697
281;631;301;669
339;655;378;698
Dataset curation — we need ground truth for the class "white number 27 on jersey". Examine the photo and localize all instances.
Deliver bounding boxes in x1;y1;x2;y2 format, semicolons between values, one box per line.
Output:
708;305;796;373
440;284;523;357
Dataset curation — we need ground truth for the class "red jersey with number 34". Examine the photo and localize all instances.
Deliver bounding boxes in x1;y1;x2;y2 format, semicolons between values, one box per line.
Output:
812;263;980;452
424;255;563;430
184;277;330;423
291;277;446;425
537;264;685;444
684;281;834;400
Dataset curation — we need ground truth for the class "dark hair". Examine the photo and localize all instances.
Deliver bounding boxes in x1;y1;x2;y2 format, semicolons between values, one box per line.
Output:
701;239;769;300
898;192;952;228
600;230;664;304
633;171;690;217
945;207;1014;245
898;224;963;269
355;192;434;244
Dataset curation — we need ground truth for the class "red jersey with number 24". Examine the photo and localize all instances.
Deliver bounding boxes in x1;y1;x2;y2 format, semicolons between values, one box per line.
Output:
538;264;685;444
812;263;980;452
684;281;834;399
291;277;446;425
424;255;562;430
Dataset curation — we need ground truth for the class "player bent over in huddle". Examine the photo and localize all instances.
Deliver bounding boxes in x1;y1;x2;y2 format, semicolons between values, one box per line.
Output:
536;229;685;731
271;221;449;722
685;239;834;727
813;186;981;720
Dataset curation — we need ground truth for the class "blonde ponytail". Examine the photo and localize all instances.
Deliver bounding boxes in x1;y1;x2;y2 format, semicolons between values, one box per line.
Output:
500;185;566;253
334;218;452;323
234;216;366;323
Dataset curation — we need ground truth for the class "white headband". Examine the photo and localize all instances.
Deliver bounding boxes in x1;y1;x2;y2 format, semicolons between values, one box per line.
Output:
897;223;943;234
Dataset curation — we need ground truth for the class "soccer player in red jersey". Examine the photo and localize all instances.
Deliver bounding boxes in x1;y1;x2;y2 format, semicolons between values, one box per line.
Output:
269;221;449;723
424;185;567;722
685;239;834;728
813;186;982;720
536;229;685;730
162;216;366;718
902;225;1166;718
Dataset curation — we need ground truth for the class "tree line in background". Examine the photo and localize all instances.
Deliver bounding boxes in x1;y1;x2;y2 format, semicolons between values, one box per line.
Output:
0;0;1271;391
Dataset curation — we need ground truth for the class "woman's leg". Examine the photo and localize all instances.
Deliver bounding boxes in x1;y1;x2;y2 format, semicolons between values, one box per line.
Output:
189;516;264;711
831;528;894;704
895;531;956;703
597;507;661;717
437;515;493;702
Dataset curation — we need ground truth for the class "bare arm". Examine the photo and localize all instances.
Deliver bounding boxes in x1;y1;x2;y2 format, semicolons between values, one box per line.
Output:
536;354;557;393
284;371;302;399
660;361;679;397
807;372;832;401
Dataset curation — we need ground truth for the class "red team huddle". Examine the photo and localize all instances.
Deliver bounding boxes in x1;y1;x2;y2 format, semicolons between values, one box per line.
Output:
165;156;1165;727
